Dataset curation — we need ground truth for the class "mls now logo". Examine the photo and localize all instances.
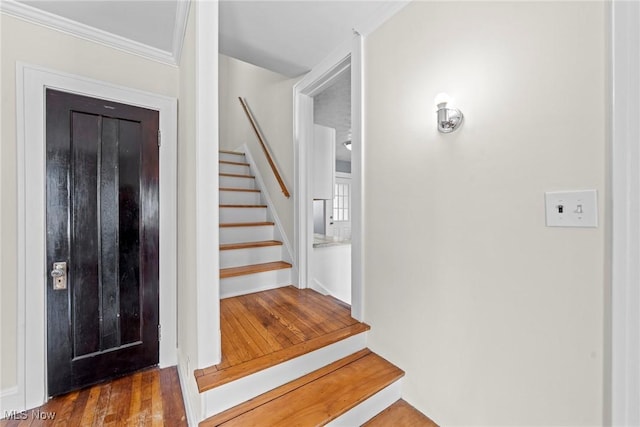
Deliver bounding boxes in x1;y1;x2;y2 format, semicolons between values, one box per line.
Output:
3;410;56;420
3;410;28;420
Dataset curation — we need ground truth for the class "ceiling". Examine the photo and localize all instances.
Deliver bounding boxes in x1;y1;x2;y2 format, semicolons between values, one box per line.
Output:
7;0;402;76
219;1;396;77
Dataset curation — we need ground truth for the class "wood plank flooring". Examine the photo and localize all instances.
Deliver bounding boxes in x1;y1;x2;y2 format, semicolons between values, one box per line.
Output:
195;286;370;393
364;399;439;426
0;367;186;427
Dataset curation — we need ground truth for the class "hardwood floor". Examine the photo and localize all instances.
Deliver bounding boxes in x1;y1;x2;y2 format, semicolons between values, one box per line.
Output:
0;367;186;427
195;286;370;392
363;399;439;426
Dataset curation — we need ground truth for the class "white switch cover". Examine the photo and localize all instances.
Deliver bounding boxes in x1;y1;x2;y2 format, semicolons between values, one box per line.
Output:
545;190;598;227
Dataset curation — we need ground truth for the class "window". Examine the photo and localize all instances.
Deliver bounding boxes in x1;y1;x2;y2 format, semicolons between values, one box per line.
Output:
333;182;350;222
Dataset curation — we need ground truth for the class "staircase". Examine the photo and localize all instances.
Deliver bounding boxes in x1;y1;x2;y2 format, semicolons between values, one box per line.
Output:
219;150;292;298
200;150;436;426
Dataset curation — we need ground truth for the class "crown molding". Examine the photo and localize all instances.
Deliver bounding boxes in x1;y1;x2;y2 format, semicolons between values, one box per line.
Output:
352;1;411;37
172;0;191;65
0;0;191;67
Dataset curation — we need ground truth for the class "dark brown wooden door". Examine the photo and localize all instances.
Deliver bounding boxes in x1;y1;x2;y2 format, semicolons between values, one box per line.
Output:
46;89;160;397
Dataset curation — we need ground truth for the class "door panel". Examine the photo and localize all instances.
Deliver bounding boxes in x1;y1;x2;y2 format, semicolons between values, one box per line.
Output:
46;89;159;397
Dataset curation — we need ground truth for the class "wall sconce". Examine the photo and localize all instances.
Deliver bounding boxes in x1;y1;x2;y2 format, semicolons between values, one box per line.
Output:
435;93;464;133
343;140;352;151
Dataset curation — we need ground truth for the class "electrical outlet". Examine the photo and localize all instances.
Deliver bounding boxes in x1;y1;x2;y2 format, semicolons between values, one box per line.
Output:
545;190;598;227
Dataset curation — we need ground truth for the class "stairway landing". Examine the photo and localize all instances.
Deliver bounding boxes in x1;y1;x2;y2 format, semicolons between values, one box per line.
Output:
195;286;370;393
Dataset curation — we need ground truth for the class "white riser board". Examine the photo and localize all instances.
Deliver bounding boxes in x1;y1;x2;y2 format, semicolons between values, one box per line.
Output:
220;245;284;269
220;190;262;205
219;152;246;162
327;380;403;427
202;333;368;418
219;207;267;223
219;175;256;189
220;225;275;244
220;163;251;175
221;268;292;299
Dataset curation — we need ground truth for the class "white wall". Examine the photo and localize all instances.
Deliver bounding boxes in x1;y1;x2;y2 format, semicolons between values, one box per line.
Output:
311;245;351;304
0;12;178;394
176;3;201;422
219;55;299;245
363;2;607;425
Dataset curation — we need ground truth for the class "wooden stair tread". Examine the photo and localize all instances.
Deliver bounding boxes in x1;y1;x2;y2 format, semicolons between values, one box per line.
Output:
219;204;267;208
219;150;245;156
219;187;261;193
219;160;250;166
219;173;254;179
364;399;439;427
219;222;274;228
220;261;291;279
195;322;370;392
220;240;283;251
199;349;404;427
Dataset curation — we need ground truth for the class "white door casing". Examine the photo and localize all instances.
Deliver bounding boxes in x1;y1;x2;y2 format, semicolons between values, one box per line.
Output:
14;63;178;411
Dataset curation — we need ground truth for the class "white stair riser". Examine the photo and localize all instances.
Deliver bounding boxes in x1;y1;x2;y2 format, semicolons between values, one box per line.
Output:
219;190;262;205
220;175;256;189
219;152;246;162
327;380;403;427
220;225;275;244
220;268;291;299
219;207;267;223
202;333;368;417
220;245;283;269
220;163;251;175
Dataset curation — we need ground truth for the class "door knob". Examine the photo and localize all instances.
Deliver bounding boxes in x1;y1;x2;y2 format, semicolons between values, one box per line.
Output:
51;262;67;290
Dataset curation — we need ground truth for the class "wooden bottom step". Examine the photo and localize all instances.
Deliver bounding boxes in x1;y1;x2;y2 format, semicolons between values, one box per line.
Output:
364;399;438;426
220;261;291;279
200;349;404;426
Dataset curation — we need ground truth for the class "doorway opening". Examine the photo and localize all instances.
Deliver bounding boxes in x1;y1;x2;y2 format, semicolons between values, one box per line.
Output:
294;34;364;320
310;66;352;304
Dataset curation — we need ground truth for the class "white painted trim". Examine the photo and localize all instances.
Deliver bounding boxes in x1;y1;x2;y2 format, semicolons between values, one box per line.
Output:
293;33;365;321
176;354;198;427
171;0;191;65
353;1;411;37
611;1;640;425
202;332;367;419
0;0;189;66
326;379;402;426
241;144;296;272
0;386;21;417
14;62;178;411
194;0;220;370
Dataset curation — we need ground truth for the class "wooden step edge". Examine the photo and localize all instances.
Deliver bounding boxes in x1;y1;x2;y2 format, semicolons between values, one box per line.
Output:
199;349;403;427
199;349;373;427
219;222;274;228
219;187;261;193
195;322;371;392
220;261;292;279
219;160;250;166
219;173;255;179
219;150;245;156
220;240;283;251
363;399;439;427
219;204;267;209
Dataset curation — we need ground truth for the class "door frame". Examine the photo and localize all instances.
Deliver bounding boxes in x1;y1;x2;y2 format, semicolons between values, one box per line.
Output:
293;35;364;320
611;1;640;424
15;62;178;410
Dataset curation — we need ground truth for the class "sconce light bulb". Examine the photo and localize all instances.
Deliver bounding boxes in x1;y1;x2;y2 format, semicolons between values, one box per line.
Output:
434;92;452;107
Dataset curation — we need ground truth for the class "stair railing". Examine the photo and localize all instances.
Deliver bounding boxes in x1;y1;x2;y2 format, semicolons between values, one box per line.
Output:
238;97;291;198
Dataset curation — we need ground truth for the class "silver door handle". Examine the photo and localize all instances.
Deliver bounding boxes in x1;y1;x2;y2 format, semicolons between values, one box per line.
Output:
51;262;67;290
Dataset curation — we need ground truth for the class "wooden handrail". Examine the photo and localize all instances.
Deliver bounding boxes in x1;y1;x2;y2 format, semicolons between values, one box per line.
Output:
238;97;291;198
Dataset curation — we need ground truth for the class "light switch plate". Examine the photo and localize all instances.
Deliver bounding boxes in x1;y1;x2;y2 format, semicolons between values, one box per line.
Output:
545;190;598;228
